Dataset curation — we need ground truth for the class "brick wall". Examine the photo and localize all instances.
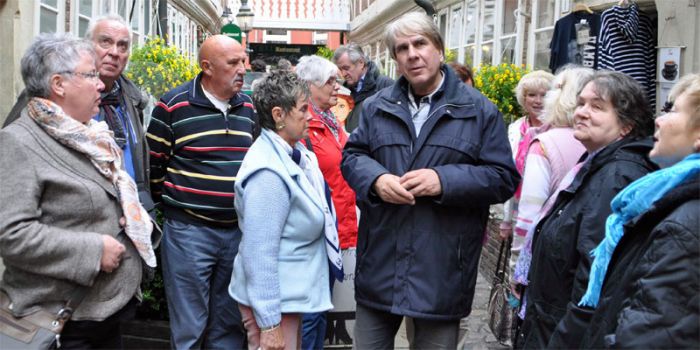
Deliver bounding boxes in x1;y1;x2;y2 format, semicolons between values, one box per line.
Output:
479;204;507;285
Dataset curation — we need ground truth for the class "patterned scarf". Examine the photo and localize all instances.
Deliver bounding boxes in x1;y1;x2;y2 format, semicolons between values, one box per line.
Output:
27;97;156;267
99;82;127;148
579;152;700;307
311;101;341;140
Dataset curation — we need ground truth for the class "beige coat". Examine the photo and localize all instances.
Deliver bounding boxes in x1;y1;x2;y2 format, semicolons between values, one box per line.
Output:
0;112;141;321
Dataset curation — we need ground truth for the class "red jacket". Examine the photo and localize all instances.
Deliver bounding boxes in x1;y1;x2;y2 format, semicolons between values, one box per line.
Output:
306;106;358;248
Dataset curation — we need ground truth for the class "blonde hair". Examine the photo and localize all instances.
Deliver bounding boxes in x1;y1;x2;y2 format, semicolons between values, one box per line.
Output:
541;66;594;127
668;73;700;128
514;70;554;110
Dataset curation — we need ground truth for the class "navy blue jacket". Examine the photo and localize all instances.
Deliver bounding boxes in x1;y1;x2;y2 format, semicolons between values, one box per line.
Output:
341;65;519;320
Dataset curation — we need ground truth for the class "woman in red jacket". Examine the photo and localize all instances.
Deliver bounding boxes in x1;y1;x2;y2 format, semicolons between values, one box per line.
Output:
296;55;358;249
294;55;359;349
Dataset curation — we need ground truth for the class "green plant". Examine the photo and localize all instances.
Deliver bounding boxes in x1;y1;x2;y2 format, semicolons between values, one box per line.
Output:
474;63;529;122
136;208;169;320
445;49;457;63
126;36;200;100
316;46;334;61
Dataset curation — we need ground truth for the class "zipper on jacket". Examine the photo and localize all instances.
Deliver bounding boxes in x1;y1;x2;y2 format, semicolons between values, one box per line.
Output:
224;104;231;135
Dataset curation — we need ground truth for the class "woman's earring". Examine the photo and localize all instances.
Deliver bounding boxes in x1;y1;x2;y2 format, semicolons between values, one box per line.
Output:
276;123;286;130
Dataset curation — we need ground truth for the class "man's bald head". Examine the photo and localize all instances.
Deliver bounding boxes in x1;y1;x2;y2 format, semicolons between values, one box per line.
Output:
198;35;242;66
198;35;247;100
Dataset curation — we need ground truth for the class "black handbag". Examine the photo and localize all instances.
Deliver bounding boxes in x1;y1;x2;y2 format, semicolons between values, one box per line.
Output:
487;236;516;346
0;288;86;349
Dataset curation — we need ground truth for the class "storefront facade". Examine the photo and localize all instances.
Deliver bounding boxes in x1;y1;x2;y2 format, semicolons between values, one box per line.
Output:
349;0;700;110
0;0;225;124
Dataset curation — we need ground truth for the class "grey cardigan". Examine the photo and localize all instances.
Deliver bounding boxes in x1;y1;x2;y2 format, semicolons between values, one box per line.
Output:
0;112;141;321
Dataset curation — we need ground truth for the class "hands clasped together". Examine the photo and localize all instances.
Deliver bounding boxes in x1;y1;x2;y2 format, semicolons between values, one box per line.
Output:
373;169;442;205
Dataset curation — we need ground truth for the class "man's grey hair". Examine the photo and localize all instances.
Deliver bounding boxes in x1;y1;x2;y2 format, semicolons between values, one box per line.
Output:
84;13;132;42
253;70;310;131
295;55;338;87
332;43;367;65
384;12;444;60
21;33;96;98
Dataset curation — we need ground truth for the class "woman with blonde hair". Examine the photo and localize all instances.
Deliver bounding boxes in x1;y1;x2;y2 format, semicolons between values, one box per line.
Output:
512;66;592;291
501;70;555;248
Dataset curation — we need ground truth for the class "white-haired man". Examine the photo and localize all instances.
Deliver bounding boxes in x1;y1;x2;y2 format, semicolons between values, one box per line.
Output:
4;14;153;211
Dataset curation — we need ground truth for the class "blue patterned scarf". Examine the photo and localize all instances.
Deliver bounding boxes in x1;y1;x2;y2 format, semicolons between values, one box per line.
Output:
579;153;700;307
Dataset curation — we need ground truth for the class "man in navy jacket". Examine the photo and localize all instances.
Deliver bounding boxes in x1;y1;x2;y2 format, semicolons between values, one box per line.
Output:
341;12;519;349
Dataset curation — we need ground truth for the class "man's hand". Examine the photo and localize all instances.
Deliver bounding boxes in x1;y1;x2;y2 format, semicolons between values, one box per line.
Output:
399;169;442;197
373;174;415;205
260;326;285;350
100;235;125;273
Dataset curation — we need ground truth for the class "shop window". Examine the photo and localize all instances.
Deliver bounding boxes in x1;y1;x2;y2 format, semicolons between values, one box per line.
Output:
449;6;463;50
533;30;553;71
537;0;557;28
38;0;64;34
482;0;495;42
75;0;93;37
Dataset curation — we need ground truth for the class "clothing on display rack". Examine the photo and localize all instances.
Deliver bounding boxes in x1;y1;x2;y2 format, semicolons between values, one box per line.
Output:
597;3;657;108
549;10;601;72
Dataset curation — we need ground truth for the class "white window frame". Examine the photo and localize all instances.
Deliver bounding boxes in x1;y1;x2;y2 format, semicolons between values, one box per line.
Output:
448;4;464;61
36;0;66;35
495;0;525;65
527;0;565;68
71;0;98;37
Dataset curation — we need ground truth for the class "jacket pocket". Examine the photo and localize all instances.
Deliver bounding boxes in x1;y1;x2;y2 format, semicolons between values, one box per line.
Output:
423;134;478;163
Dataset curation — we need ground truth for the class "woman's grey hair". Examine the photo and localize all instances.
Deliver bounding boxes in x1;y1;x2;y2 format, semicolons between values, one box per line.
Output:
578;70;654;139
21;33;96;98
384;12;444;60
84;14;132;41
514;70;555;109
332;43;367;65
541;65;594;127
295;55;338;87
252;70;310;131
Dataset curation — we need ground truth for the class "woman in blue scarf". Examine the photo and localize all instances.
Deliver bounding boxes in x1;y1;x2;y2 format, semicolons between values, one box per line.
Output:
577;73;700;348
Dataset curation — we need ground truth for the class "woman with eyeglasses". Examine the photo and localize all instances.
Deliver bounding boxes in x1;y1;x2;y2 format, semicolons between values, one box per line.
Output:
294;55;356;350
0;33;155;349
575;73;700;349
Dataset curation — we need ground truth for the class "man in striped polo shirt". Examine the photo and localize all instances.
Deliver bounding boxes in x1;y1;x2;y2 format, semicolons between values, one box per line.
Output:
147;35;256;349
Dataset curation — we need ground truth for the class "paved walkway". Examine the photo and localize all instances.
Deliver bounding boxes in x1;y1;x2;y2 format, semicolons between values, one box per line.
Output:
392;271;510;350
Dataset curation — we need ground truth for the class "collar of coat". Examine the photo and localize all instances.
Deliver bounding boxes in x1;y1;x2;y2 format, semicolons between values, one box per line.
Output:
380;64;477;108
567;136;656;193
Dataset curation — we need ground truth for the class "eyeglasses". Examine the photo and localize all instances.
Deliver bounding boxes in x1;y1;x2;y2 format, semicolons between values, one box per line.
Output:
58;70;101;81
96;37;130;53
324;77;343;87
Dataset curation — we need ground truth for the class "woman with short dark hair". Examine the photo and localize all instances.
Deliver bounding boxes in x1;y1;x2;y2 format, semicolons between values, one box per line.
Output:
577;73;700;349
228;70;338;350
517;71;657;349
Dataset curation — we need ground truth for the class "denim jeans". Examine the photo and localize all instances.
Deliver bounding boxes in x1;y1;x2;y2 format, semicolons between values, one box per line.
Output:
161;218;245;349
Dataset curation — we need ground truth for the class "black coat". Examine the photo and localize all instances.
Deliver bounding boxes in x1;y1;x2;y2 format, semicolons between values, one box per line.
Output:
341;65;519;320
517;137;657;349
344;60;393;133
578;173;700;349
